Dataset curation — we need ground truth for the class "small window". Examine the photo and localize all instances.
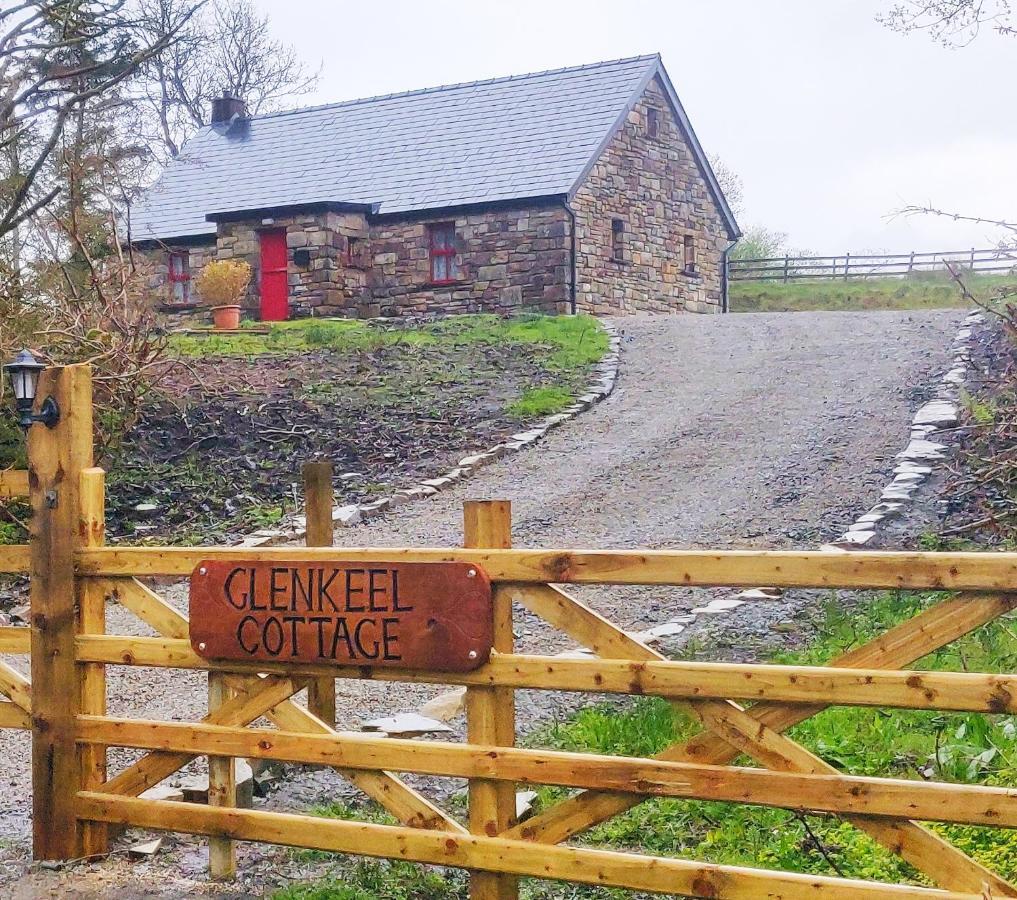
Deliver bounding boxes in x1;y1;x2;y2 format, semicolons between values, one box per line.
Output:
611;219;625;262
345;236;362;268
167;250;191;303
684;235;696;273
646;107;659;139
429;223;459;283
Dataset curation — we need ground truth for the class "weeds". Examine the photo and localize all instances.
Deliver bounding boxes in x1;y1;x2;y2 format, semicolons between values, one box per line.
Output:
102;313;607;545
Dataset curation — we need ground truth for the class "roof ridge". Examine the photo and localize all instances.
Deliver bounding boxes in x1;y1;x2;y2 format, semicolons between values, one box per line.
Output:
248;53;661;123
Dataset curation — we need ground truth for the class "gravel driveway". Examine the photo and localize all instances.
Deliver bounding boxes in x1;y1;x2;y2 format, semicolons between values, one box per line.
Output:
0;309;962;894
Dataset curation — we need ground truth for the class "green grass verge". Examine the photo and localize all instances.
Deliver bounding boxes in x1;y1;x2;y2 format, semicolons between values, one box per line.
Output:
273;590;1017;899
525;589;1017;888
170;313;607;374
506;385;574;419
729;272;1015;313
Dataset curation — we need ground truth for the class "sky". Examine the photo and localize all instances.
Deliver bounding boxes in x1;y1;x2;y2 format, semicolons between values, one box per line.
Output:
251;0;1017;255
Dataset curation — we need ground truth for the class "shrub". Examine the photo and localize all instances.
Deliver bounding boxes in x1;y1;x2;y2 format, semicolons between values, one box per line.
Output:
195;259;251;306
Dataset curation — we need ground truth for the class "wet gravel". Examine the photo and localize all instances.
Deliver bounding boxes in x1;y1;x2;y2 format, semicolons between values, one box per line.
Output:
0;309;963;897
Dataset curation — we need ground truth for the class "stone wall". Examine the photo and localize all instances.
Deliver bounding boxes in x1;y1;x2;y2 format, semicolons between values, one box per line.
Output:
146;242;214;312
571;76;730;315
148;205;570;319
368;206;571;316
146;79;732;321
215;211;370;318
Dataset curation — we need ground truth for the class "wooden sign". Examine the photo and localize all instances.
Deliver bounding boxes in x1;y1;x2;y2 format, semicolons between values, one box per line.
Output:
189;560;493;672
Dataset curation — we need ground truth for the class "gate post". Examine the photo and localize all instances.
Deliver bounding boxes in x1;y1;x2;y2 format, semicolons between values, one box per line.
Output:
464;500;518;900
78;466;108;856
304;461;336;725
28;364;93;860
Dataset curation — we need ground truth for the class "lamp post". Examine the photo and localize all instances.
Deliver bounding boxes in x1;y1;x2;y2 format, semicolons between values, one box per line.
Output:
3;349;60;430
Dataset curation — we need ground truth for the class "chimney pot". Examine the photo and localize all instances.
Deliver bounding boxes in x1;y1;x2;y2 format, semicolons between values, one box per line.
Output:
211;94;247;127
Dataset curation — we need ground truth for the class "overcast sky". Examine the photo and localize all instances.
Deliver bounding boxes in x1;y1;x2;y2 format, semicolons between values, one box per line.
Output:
251;0;1016;254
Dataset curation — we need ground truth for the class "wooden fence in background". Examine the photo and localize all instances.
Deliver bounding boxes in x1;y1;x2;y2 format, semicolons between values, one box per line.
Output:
729;245;1017;282
2;363;1017;898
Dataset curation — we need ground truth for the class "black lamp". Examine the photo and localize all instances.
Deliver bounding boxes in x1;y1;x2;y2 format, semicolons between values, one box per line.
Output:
4;349;59;430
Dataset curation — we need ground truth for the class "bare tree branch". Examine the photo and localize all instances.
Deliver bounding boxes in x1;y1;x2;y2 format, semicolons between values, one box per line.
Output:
0;0;203;243
134;0;319;160
879;1;1016;46
892;204;1017;237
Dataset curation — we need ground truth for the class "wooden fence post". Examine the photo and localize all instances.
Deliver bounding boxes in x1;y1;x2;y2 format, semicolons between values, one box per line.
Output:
78;466;108;857
464;500;518;900
207;672;236;879
304;461;336;726
29;364;93;860
844;251;851;281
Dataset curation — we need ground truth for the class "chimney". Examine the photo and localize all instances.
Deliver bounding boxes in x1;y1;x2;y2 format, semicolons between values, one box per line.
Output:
211;93;247;127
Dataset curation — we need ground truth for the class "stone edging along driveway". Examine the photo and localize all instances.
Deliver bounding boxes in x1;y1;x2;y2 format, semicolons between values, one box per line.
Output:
237;310;973;656
633;308;983;630
354;311;979;735
236;320;622;549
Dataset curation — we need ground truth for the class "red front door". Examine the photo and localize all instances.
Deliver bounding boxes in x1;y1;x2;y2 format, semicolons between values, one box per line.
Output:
259;230;289;321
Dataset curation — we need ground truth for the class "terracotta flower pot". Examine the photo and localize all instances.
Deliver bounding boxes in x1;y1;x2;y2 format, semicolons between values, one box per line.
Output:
212;305;242;330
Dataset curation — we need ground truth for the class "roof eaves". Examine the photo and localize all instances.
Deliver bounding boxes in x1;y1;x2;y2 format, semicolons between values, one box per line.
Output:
128;232;216;250
369;193;568;222
205;200;379;223
650;61;741;240
565;55;741;241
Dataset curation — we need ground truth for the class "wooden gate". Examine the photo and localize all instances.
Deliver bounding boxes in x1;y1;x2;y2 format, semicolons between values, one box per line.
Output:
3;363;1017;898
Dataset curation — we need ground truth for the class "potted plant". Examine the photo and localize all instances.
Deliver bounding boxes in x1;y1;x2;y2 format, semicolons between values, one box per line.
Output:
195;259;252;330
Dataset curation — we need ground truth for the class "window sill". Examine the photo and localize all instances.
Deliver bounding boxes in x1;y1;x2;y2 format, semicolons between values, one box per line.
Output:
682;269;701;280
428;279;464;288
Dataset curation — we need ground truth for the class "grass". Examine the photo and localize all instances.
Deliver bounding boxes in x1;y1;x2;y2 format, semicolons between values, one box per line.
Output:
274;862;463;900
170;313;607;374
273;589;1017;899
506;385;574;419
728;272;1016;313
278;801;467;899
68;311;608;545
523;589;1017;889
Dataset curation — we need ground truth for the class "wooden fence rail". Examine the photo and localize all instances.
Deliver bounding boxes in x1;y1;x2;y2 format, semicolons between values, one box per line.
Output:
3;363;1017;898
729;245;1017;282
0;468;28;499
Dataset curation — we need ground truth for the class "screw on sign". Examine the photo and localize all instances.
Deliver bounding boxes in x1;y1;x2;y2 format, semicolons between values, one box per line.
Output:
189;560;494;672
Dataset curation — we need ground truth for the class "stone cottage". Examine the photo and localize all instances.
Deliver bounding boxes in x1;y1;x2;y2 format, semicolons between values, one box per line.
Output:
131;54;740;320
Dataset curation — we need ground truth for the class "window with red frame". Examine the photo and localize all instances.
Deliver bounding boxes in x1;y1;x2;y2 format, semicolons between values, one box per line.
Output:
429;223;459;283
167;250;191;303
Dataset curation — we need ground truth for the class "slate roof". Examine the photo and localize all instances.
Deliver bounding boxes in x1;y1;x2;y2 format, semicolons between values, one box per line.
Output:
130;54;739;243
